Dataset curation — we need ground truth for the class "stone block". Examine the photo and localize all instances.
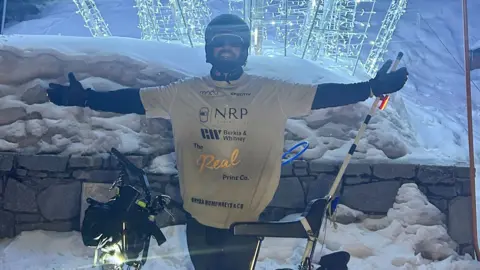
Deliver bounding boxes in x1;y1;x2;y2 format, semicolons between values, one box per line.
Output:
269;177;305;208
4;178;38;213
427;185;457;199
27;171;48;177
73;170;121;183
69;155;103;168
281;163;293;176
309;159;338;173
155;207;187;228
428;197;448;213
150;181;165;193
25;178;71;191
47;172;72;178
37;182;82;221
147;174;172;184
165;183;182;204
453;166;470;179
15;213;43;223
417;165;455;185
456;178;471;196
0;154;14;171
80;183;117;226
0;210;15;238
299;176;315;183
15;169;27;176
17;155;69;172
418;185;428;195
460;244;474;257
372;163;417;179
344;163;371;176
110;155;145;169
306;173;337;201
341;181;401;214
344;176;370;185
448;196;473;245
16;220;78;234
293;168;308;176
293;160;308;168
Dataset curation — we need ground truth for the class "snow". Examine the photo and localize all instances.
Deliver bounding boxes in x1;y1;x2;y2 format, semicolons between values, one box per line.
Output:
1;0;480;269
0;0;478;166
1;183;478;269
0;34;422;163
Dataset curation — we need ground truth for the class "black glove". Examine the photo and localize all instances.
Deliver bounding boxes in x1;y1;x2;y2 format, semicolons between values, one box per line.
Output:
46;72;89;107
369;60;408;96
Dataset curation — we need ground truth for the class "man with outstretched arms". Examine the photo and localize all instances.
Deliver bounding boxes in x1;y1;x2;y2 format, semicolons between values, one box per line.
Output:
46;14;408;270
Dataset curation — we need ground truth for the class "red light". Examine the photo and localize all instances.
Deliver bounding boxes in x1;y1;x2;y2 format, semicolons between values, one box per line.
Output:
379;95;390;110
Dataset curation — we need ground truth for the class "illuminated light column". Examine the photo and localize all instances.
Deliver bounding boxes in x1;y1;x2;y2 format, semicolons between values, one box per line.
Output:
134;0;163;41
134;0;211;46
364;0;407;77
170;0;212;47
72;0;112;37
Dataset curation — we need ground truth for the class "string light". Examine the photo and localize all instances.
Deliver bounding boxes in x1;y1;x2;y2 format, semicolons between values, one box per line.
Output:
298;0;377;72
133;0;211;47
246;0;310;56
364;0;407;77
72;0;406;75
72;0;112;37
169;0;212;47
134;0;164;41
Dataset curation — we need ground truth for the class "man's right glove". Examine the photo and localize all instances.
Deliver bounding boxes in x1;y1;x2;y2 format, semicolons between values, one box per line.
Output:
369;60;408;97
47;72;89;107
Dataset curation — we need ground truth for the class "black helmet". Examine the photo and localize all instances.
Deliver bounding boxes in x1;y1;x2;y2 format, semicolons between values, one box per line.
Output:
204;14;251;72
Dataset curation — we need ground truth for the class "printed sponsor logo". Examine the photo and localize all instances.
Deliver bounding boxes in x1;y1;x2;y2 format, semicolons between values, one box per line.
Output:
197;148;240;172
230;92;251;97
222;173;250;181
201;128;221;140
198;107;248;124
191;197;244;209
199;107;209;123
215;107;248;120
200;128;247;142
199;90;223;97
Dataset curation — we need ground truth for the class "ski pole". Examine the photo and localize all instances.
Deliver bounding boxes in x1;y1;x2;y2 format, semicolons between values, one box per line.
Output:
326;52;404;200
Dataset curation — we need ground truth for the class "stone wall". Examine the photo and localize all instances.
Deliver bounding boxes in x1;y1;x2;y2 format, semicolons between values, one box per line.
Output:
0;152;474;256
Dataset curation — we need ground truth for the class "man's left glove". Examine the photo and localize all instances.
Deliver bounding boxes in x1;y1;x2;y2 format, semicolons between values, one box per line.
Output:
369;60;408;96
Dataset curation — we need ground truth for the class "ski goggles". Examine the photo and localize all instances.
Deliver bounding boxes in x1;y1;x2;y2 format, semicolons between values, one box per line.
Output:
209;33;245;48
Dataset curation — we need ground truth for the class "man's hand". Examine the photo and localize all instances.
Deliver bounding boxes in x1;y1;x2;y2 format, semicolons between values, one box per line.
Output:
369;60;409;96
46;72;88;107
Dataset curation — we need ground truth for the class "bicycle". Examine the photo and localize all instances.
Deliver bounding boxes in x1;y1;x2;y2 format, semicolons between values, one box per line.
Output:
81;147;185;270
81;142;349;270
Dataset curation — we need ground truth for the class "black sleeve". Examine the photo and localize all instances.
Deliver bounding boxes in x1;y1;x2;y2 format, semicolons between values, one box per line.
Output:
85;88;146;115
311;82;371;110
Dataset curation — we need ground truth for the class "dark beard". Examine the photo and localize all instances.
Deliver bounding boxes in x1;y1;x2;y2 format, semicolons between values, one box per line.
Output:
212;57;243;73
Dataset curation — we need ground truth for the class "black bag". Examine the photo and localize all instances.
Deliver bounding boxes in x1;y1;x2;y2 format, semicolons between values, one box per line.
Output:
81;186;167;257
81;198;122;247
81;186;141;247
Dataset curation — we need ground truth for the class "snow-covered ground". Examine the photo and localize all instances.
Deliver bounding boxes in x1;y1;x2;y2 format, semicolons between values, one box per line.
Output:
1;0;480;269
1;184;479;269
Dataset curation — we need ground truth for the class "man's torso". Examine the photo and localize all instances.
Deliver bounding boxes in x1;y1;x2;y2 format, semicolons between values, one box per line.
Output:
169;74;288;228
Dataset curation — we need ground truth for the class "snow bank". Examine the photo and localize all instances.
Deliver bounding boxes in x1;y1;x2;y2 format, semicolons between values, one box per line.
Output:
1;183;478;269
0;35;418;162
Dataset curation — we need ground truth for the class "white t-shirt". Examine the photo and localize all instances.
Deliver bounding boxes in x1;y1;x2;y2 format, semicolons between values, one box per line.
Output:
139;73;317;229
